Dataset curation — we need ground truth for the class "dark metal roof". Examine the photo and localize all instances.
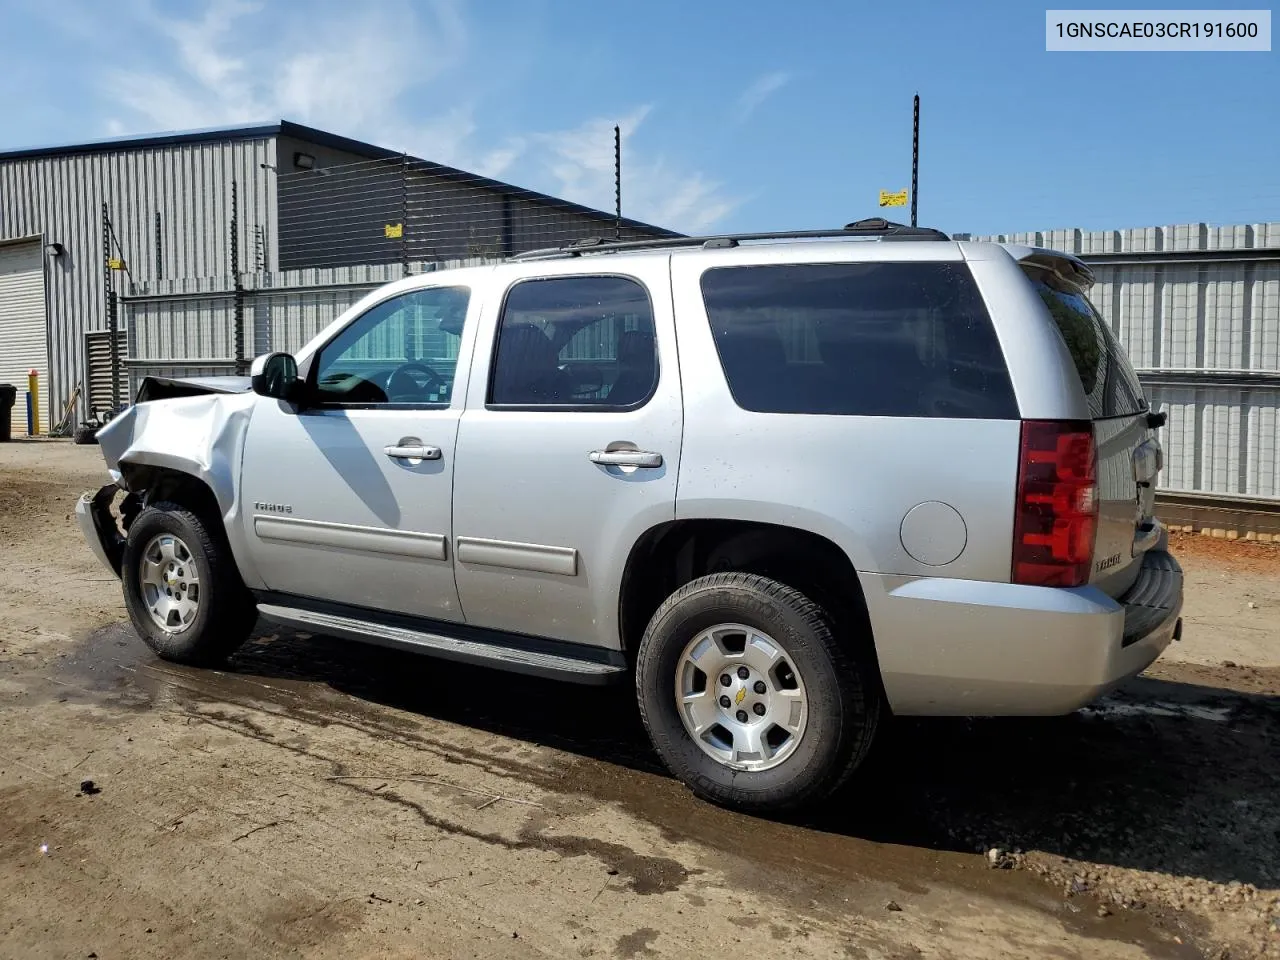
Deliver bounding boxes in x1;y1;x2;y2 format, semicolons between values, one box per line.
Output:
0;119;681;238
0;121;285;160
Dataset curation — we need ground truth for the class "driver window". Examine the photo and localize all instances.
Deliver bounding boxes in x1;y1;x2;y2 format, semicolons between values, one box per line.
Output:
312;286;470;405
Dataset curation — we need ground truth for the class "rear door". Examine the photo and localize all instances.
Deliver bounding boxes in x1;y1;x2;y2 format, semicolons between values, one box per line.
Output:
1022;261;1159;596
451;259;682;649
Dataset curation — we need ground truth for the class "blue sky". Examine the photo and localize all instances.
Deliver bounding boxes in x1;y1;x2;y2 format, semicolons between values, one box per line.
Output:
2;0;1276;236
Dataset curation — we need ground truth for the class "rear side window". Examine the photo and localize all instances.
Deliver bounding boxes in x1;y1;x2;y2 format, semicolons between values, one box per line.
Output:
1027;268;1146;418
699;262;1018;418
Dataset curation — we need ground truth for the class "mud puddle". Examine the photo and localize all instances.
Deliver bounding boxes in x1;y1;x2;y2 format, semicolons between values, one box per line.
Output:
34;621;1232;957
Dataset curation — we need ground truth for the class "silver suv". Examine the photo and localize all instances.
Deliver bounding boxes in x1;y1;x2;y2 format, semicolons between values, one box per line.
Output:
78;218;1183;811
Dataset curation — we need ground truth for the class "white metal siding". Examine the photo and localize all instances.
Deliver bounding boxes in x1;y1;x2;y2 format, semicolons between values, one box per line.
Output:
0;239;48;435
0;137;278;427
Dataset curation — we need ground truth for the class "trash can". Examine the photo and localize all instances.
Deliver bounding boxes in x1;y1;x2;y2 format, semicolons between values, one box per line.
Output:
0;384;16;442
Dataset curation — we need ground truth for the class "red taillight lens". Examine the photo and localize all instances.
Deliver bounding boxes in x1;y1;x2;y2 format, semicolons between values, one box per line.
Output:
1012;420;1098;587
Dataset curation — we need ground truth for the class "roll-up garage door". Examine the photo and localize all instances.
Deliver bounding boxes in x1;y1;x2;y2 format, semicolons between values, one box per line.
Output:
0;240;49;436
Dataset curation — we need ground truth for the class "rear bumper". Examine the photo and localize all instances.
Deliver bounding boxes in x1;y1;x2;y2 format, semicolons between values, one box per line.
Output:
76;484;125;578
867;548;1184;716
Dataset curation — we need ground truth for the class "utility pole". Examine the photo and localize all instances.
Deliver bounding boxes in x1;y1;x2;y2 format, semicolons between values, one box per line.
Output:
614;124;621;240
103;202;120;411
911;94;920;228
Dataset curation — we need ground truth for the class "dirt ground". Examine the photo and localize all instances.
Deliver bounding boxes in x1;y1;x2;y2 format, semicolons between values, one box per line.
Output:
1;441;1277;960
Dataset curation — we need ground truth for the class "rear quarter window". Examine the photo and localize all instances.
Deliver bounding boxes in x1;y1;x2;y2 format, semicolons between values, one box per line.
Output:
699;261;1018;419
1027;268;1147;419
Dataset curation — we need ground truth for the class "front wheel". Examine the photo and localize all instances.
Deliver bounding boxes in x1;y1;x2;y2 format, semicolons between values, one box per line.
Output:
635;573;880;812
121;502;258;666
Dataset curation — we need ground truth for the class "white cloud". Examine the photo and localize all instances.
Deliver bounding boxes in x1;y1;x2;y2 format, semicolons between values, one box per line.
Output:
526;107;740;232
80;0;737;232
735;71;790;123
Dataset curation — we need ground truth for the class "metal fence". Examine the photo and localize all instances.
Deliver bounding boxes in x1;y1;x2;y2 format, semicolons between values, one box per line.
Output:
120;221;1280;501
971;223;1280;500
276;155;676;270
122;258;493;397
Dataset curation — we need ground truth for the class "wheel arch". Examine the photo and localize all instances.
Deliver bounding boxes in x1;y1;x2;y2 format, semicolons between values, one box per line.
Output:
618;518;880;675
119;460;225;529
116;459;266;590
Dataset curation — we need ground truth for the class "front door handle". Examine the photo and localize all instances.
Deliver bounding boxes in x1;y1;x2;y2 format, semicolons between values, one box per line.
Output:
588;449;663;468
385;442;441;462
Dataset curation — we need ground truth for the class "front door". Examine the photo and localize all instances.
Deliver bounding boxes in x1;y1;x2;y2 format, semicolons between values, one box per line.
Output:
452;260;683;649
240;283;479;621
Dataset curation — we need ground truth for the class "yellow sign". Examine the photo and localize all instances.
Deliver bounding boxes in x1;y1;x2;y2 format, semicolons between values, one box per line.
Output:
878;190;909;208
107;257;125;270
384;223;404;239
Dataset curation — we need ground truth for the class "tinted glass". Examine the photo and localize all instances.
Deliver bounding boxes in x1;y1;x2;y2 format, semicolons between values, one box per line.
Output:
700;262;1017;418
313;286;469;405
1029;269;1146;418
489;276;658;407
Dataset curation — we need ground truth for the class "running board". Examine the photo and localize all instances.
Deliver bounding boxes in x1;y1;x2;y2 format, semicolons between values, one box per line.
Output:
255;601;627;685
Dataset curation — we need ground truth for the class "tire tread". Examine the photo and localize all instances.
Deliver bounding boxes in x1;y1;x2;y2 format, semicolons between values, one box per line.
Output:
122;501;257;666
635;572;879;811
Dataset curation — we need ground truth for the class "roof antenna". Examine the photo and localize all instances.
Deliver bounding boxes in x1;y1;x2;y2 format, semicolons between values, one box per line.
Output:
614;124;622;240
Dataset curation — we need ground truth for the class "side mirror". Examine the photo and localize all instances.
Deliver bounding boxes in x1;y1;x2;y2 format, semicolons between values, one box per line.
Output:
250;352;301;401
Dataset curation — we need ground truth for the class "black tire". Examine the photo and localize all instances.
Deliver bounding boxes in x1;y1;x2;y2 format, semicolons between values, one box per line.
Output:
121;501;258;666
635;572;880;812
73;424;98;445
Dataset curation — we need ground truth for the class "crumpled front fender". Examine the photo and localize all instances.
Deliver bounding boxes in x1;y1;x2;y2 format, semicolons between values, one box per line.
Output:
93;392;267;589
97;393;257;515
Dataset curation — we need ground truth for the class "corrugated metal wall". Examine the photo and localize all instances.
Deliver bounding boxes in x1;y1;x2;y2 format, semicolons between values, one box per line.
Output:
976;222;1280;499
0;136;277;424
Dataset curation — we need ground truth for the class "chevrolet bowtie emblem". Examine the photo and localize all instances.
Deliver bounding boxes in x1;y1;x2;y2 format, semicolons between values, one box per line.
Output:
735;688;746;705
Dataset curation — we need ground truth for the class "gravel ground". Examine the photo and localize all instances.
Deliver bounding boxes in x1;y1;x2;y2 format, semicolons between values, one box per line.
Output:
1;440;1277;959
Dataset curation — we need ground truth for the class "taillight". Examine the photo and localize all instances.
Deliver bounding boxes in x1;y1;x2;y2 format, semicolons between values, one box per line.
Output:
1012;420;1098;587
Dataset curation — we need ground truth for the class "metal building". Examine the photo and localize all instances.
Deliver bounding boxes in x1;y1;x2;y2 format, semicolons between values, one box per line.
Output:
0;120;676;435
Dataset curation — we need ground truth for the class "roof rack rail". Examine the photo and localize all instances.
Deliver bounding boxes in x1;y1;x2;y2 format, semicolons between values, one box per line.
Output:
509;217;950;261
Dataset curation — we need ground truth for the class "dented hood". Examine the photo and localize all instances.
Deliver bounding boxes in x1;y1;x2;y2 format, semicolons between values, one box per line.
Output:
133;374;252;403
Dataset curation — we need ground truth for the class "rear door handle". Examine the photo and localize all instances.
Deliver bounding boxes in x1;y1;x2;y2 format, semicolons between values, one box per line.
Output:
588;449;663;468
385;443;441;461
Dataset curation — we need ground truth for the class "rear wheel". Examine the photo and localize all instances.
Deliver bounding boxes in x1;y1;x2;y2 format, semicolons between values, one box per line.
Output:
121;502;258;666
635;572;880;812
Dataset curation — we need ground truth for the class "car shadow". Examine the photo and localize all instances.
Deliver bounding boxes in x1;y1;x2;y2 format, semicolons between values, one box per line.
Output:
222;625;1279;892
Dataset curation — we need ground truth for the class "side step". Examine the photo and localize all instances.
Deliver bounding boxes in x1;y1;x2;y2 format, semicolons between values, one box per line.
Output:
256;601;627;685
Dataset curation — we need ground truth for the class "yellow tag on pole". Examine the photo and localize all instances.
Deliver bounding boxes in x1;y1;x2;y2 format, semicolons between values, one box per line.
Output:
384;223;404;239
878;190;909;208
107;257;125;270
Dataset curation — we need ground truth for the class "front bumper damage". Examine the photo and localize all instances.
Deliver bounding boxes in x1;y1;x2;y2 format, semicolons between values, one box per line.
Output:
75;483;138;578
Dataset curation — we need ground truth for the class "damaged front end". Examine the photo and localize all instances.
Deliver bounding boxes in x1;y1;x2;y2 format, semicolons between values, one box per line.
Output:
75;374;257;579
75;484;141;578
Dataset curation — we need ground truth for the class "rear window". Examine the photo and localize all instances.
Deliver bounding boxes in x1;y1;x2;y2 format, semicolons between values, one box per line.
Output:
1027;267;1146;418
699;261;1018;418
